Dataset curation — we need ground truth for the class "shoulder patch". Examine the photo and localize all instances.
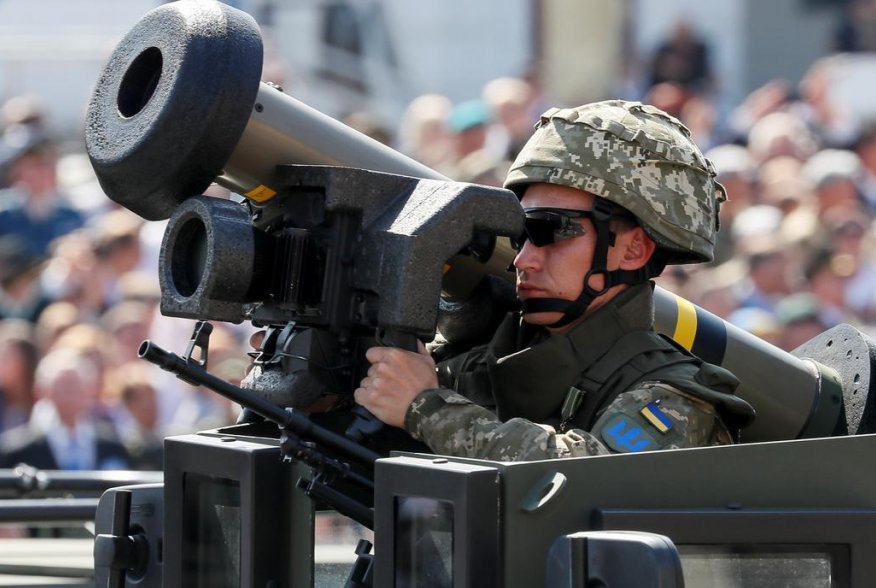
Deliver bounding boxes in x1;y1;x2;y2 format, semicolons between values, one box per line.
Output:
599;414;660;453
640;401;674;434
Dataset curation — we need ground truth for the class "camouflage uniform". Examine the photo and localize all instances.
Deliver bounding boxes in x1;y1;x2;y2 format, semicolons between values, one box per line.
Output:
403;101;755;461
405;282;754;461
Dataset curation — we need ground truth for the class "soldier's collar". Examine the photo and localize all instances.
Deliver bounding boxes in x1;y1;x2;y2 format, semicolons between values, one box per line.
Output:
563;281;655;356
487;282;656;423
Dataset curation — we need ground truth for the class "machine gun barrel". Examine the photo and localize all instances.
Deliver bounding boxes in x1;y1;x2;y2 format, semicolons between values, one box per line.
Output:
138;340;382;466
298;477;374;529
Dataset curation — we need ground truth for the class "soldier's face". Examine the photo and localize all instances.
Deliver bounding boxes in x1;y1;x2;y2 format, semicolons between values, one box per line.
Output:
514;183;629;331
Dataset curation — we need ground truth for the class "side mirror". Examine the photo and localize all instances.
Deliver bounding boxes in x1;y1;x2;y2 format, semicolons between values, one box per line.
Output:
546;530;683;588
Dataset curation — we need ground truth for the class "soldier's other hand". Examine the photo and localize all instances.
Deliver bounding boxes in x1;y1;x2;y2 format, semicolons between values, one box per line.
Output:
244;329;338;415
245;330;265;377
353;341;438;428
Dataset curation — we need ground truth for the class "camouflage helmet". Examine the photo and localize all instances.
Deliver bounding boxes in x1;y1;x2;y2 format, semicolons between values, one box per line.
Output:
504;100;725;264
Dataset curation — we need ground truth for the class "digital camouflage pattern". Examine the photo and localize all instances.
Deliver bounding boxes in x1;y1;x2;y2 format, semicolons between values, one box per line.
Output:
504;100;725;264
591;383;734;452
404;382;732;461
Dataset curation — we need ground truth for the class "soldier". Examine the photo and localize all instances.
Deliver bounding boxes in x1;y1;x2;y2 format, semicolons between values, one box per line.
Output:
354;100;755;460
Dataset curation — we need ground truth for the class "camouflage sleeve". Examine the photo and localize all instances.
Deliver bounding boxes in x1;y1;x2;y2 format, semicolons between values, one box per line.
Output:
404;388;611;461
404;382;733;461
589;382;734;454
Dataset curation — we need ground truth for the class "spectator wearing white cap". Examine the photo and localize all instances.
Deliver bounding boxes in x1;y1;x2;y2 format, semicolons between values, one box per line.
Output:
803;148;865;215
396;94;454;173
748;111;819;165
706;143;757;264
481;76;536;161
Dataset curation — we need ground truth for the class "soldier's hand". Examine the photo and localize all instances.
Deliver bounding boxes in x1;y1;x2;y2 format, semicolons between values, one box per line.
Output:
245;329;338;414
354;341;438;428
246;330;266;376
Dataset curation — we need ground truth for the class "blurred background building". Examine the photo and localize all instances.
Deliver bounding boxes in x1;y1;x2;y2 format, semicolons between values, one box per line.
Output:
0;0;872;144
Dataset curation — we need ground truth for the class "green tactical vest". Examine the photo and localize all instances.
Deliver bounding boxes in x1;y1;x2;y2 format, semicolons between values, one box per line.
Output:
439;283;755;437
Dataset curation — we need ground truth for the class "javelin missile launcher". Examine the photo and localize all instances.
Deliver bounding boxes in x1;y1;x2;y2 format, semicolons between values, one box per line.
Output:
69;1;876;586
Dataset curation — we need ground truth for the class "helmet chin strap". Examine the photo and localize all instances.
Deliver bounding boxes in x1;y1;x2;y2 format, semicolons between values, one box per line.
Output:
520;199;650;329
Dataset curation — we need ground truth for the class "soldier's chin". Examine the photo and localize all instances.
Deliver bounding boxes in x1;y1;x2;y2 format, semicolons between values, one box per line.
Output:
521;310;565;327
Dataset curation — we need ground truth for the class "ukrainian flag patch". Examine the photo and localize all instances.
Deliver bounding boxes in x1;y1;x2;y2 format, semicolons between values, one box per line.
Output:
640;401;673;434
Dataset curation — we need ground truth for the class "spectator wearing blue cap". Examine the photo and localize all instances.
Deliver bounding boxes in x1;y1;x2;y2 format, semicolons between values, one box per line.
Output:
446;99;492;165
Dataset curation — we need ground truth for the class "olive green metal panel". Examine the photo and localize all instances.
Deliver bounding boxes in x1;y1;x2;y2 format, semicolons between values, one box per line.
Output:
391;433;876;587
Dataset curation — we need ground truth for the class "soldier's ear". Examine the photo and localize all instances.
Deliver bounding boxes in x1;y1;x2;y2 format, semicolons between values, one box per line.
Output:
618;227;656;271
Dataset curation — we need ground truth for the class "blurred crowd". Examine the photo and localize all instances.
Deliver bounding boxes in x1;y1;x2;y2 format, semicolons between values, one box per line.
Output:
3;11;876;478
0;96;251;472
383;18;876;357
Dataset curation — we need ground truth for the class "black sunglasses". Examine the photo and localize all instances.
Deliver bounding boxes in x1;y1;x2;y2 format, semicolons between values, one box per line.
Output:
512;207;595;250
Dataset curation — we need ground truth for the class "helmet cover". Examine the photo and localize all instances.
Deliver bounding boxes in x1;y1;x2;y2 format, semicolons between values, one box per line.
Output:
505;100;725;264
